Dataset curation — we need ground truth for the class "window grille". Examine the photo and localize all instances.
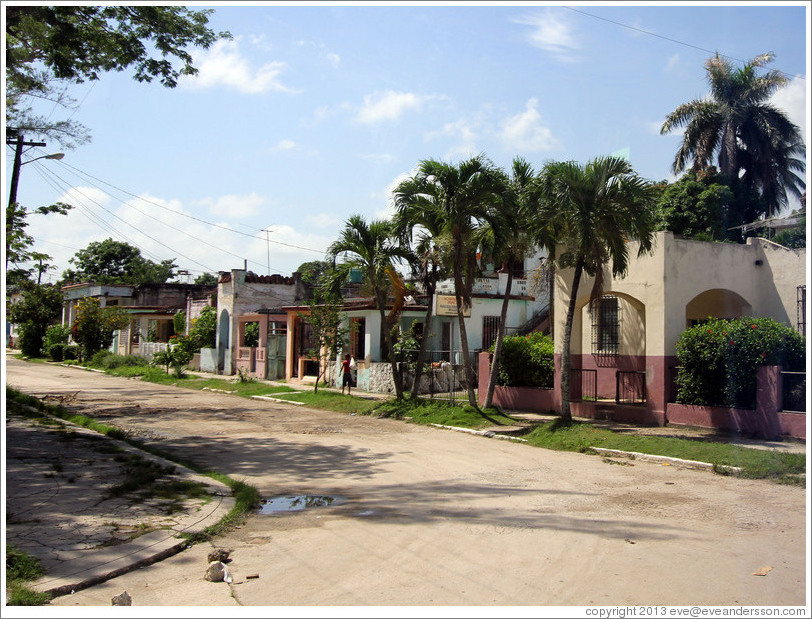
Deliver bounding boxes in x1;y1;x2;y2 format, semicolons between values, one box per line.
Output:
350;317;365;360
797;286;806;336
482;316;500;350
591;296;620;355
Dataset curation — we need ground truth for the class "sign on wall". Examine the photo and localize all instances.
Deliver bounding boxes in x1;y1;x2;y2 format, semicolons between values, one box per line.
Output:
436;295;471;317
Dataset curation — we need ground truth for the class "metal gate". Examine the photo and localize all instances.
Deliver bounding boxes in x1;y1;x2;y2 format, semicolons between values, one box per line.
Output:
266;333;287;381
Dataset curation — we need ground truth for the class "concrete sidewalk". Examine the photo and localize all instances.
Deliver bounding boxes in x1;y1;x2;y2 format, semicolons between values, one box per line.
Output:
5;406;235;598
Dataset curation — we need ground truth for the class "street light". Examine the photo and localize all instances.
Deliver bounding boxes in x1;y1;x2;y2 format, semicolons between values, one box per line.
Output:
6;130;65;268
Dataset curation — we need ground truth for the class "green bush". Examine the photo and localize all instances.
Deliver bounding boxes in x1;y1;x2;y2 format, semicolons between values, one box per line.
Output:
89;349;114;367
676;317;806;409
43;324;71;351
47;343;65;361
63;345;81;361
491;332;554;388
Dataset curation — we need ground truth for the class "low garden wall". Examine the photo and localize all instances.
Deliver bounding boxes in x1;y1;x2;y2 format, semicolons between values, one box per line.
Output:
666;403;805;440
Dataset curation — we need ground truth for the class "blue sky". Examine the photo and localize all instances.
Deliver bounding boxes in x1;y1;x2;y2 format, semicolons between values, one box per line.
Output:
6;2;809;284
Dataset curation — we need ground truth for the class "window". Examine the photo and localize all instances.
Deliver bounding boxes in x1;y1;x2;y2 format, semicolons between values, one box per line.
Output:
350;317;365;360
482;315;500;350
440;321;452;361
591;296;620;355
798;285;806;336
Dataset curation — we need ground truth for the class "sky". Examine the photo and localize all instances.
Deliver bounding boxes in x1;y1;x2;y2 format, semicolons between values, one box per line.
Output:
4;1;810;285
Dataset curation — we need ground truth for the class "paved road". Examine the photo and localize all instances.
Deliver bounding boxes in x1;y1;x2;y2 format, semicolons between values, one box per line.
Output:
5;358;808;608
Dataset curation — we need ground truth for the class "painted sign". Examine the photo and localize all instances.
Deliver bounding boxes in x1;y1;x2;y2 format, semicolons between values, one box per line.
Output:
436;295;471;317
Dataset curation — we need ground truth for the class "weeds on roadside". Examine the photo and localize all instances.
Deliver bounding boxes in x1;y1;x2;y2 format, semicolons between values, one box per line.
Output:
5;545;51;606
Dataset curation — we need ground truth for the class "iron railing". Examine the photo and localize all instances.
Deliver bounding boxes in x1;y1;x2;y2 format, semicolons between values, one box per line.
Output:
570;368;597;402
616;370;646;405
397;350;479;403
781;371;806;413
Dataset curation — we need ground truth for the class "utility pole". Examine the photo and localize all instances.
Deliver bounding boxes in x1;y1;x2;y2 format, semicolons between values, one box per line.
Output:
6;132;47;269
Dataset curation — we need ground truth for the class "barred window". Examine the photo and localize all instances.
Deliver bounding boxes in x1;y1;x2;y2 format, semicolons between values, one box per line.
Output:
591;296;620;355
350;317;366;360
797;285;806;336
482;316;500;350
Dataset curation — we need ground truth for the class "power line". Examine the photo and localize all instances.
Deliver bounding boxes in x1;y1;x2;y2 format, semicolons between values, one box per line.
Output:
563;6;805;81
33;164;217;272
52;157;328;255
30;158;292;274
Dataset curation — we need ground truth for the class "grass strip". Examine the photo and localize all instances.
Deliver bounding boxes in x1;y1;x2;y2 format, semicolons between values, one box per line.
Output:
523;419;805;486
5;545;52;606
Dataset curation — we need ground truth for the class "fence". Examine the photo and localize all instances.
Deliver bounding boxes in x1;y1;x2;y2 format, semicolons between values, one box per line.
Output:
570;368;597;402
781;371;806;413
616;370;646;405
398;350;479;403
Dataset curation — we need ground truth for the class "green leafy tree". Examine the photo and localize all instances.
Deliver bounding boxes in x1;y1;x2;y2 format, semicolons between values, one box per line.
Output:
71;296;129;359
327;215;413;400
392;155;503;407
193;272;219;286
540;156;659;423
6;5;230;147
295;260;331;289
173;311;186;336
6;283;63;356
61;238;177;285
653;168;764;242
661;52;805;218
189;305;217;349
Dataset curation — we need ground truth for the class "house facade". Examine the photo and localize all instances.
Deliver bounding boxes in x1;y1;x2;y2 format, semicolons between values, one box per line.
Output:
60;281;216;356
548;231;806;424
214;269;307;376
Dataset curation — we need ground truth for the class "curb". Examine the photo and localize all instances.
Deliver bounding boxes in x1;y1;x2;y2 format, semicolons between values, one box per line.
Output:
15;408;236;598
590;447;743;474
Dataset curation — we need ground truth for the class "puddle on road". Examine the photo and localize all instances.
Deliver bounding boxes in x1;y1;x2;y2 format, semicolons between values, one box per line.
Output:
257;495;347;514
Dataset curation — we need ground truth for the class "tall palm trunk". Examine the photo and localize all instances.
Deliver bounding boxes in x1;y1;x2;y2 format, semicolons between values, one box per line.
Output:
560;257;584;423
483;267;513;409
409;303;433;399
378;303;403;400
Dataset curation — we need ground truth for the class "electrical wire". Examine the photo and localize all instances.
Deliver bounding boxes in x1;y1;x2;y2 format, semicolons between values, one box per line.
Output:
563;6;805;81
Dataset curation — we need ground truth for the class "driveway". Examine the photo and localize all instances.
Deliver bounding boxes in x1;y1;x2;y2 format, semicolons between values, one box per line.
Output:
5;358;807;607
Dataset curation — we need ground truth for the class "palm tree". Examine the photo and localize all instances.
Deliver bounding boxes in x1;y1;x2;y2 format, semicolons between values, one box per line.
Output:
391;195;447;399
327;215;412;400
480;157;547;410
392;155;502;408
540;156;658;423
661;52;805;217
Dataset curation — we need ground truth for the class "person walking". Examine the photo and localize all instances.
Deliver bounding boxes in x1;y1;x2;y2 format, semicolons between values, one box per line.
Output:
341;353;353;395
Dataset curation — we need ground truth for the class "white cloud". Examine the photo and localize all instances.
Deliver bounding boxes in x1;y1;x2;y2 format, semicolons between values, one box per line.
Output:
183;39;299;94
326;52;341;68
271;139;297;152
499;98;558;152
359;153;395;164
513;9;580;62
197;192;268;219
304;213;341;230
425;117;481;160
770;75;807;145
355;90;434;124
666;53;680;72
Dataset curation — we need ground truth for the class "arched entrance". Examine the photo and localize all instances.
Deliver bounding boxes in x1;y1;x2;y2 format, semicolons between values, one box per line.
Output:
685;289;751;327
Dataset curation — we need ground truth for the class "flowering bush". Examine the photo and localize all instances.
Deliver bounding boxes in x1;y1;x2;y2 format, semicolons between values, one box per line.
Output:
490;332;554;388
675;317;805;409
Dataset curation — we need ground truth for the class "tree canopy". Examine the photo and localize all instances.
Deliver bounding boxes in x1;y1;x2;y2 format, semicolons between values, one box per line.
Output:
6;5;230;146
661;52;805;218
61;238;178;285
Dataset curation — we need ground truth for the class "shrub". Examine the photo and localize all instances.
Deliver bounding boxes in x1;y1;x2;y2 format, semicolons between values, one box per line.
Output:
63;345;81;361
43;324;71;351
47;343;65;361
676;317;806;409
491;332;554;388
89;349;114;367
